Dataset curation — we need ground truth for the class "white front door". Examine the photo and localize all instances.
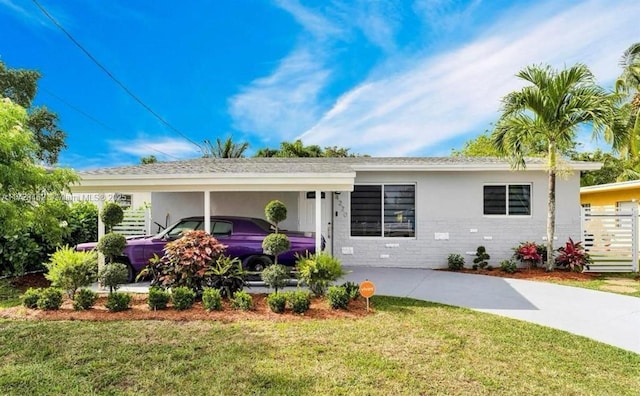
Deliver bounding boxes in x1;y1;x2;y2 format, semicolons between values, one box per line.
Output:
298;191;333;255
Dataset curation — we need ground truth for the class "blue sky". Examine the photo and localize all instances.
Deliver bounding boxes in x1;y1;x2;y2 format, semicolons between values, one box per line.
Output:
1;0;639;169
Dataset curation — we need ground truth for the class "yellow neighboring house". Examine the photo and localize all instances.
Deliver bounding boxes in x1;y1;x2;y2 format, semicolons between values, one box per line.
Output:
580;180;640;211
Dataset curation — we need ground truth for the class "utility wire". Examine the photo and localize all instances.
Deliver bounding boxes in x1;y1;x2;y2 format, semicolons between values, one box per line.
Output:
40;87;181;160
31;0;201;149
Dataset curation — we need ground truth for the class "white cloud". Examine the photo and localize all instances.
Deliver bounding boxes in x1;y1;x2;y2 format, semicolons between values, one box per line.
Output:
274;0;343;40
299;0;640;156
228;48;331;140
108;137;199;159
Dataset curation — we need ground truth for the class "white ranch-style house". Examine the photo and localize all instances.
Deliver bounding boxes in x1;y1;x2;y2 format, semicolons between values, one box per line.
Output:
71;157;600;268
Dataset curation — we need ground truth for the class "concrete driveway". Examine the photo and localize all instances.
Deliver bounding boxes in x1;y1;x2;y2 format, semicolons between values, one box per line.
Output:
341;266;640;355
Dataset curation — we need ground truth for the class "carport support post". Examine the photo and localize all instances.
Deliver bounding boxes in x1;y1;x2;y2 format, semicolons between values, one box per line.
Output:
315;190;322;254
97;197;106;282
204;190;211;234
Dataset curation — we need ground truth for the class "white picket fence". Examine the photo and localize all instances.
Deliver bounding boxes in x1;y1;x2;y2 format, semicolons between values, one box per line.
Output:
113;208;152;237
581;206;639;272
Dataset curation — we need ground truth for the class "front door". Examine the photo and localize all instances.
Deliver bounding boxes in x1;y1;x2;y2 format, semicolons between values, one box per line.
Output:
298;191;333;255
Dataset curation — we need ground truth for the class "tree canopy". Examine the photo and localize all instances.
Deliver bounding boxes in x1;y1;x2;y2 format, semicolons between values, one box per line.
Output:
254;139;365;158
201;136;249;158
0;61;66;164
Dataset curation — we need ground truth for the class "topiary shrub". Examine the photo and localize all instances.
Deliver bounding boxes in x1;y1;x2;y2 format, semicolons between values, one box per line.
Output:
37;288;63;310
264;200;287;231
101;202;124;232
73;288;98;311
96;232;127;264
148;286;171;310
447;253;465;271
171;286;196;310
266;292;287;313
296;252;345;296
45;245;97;299
261;234;291;265
106;292;131;312
153;230;227;293
231;290;253;311
98;263;130;293
286;290;311;314
261;264;289;293
202;288;223;311
327;285;349;309
22;287;42;308
473;246;490;270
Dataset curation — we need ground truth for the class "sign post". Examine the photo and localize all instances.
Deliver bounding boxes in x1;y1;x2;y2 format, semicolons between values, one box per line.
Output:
359;280;376;311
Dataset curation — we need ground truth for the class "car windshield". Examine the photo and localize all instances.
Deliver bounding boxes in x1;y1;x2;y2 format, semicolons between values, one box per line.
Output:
156;219;203;239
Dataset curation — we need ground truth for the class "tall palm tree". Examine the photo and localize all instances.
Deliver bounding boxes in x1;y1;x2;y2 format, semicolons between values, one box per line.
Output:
201;137;249;158
610;43;640;162
492;64;614;270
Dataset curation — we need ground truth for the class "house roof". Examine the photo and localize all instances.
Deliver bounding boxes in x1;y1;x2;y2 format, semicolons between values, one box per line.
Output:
580;179;640;194
72;157;601;193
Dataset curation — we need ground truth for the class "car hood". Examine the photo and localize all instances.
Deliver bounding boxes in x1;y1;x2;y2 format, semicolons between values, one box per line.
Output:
76;235;158;250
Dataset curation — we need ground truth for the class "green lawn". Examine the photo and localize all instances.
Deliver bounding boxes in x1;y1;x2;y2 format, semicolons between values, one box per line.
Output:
546;272;640;297
1;296;639;395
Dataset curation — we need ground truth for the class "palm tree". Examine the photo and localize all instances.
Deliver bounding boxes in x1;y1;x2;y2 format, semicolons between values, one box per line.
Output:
201;137;249;158
492;64;614;270
609;43;640;164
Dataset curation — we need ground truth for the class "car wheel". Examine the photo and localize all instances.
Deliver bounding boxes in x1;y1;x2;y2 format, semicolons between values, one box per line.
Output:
243;255;273;272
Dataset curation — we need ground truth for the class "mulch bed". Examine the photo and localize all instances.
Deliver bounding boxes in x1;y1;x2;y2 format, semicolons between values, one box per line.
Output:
447;266;601;281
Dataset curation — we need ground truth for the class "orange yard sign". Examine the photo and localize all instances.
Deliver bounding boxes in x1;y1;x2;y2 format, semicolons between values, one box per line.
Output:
359;280;375;298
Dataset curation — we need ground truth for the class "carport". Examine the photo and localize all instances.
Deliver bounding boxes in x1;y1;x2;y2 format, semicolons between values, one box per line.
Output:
71;158;357;254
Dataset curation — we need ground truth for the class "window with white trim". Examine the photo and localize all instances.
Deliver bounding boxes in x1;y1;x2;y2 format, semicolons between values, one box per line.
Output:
483;184;531;216
351;184;415;237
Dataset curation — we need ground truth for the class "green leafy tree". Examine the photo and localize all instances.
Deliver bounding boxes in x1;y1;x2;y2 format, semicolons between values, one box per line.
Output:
0;99;77;275
254;139;365;158
0;61;66;164
140;155;158;164
492;64;614;270
201;136;249;158
571;150;631;186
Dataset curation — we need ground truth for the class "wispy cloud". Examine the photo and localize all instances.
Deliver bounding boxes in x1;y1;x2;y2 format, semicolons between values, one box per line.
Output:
0;0;52;29
299;0;640;156
274;0;343;40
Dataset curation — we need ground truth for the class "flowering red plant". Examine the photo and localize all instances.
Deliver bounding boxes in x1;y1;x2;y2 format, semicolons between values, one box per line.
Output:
555;238;591;272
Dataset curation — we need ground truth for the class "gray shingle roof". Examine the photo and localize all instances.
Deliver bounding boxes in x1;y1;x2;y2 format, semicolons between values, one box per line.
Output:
79;156;589;176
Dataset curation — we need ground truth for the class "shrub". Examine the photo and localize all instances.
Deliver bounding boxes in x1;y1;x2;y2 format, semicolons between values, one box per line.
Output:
101;202;124;232
22;287;42;308
202;288;223;311
287;290;311;314
37;288;63;310
264;200;287;230
261;264;290;293
45;245;97;299
327;286;349;309
63;201;98;247
296;252;345;296
98;263;130;293
73;288;98;311
473;246;490;270
96;232;127;263
261;233;291;265
148;286;171;310
206;255;246;298
267;292;287;313
341;281;360;300
500;259;518;274
0;279;19;301
514;242;545;267
172;286;196;310
106;292;131;312
231;290;253;311
153;230;226;292
555;238;592;272
447;253;465;270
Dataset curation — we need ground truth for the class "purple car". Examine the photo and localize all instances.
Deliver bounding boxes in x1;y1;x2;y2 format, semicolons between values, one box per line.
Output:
76;216;319;281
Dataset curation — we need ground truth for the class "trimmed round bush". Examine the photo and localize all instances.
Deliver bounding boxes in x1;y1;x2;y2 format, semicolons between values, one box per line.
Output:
262;234;291;260
447;253;465;271
106;292;131;312
265;200;287;226
37;288;63;310
327;286;349;309
231;290;253;311
202;288;223;311
171;287;196;310
98;263;130;293
101;202;124;231
73;288;98;311
96;232;127;262
22;287;42;308
266;292;287;313
261;264;290;293
287;290;311;314
148;287;171;310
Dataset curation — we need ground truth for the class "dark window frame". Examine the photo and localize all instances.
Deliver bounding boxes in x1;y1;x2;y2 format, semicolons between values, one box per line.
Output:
483;183;532;216
350;183;416;238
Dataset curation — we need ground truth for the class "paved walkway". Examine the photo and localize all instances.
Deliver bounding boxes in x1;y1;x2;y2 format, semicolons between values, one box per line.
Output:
112;266;640;354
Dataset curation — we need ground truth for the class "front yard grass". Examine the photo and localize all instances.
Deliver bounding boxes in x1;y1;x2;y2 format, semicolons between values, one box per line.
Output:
547;272;640;297
1;296;639;395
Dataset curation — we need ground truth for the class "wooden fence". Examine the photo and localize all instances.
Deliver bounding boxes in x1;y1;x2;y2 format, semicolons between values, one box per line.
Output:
113;208;151;237
581;206;638;272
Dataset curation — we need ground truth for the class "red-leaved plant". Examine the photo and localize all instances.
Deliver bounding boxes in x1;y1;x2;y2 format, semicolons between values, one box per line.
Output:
555;238;592;272
514;242;542;262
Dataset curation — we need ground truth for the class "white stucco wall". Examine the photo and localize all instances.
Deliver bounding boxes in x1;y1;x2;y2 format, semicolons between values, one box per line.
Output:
332;169;582;268
150;191;300;231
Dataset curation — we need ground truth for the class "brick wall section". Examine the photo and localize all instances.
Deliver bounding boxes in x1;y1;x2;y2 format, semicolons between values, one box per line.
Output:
332;170;582;268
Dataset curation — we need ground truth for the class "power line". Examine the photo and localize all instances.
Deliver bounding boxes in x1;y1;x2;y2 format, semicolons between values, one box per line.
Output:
40;87;181;160
31;0;201;149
